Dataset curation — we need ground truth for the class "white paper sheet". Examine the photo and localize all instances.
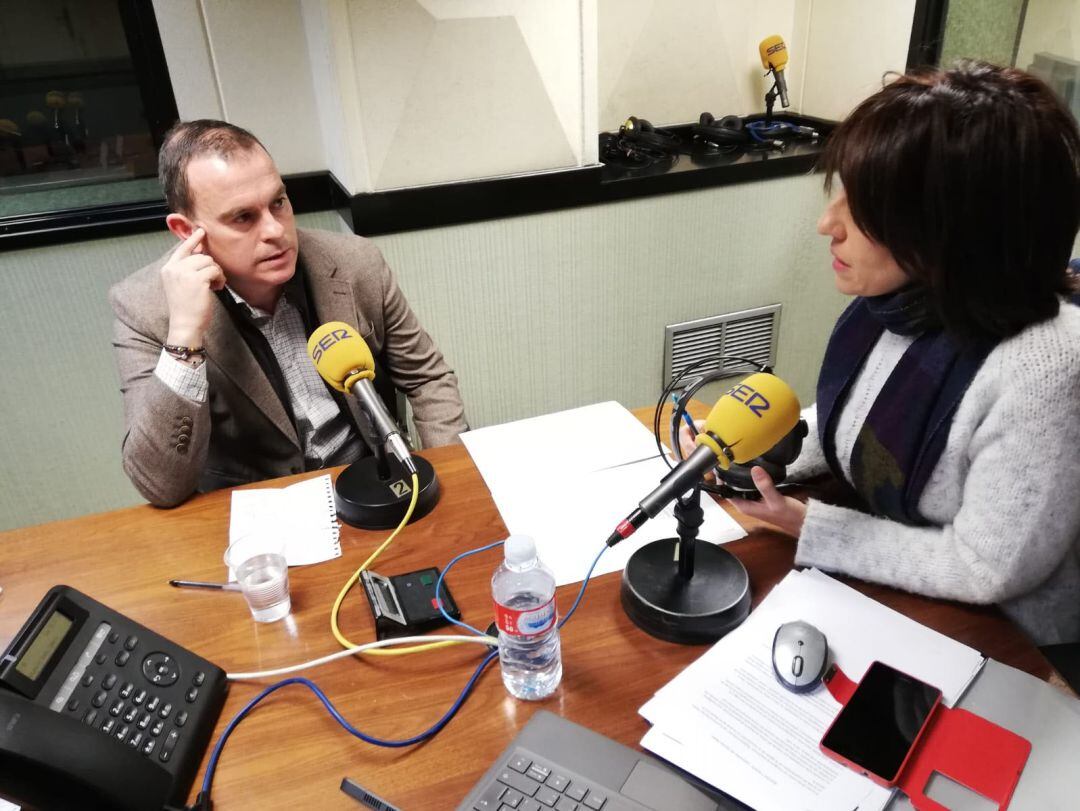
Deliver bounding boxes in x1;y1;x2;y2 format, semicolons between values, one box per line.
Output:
639;570;986;811
461;403;747;586
227;474;341;577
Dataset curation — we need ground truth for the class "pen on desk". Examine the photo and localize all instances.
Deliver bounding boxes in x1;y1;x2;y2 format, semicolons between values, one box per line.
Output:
671;394;698;437
340;777;400;811
168;579;241;592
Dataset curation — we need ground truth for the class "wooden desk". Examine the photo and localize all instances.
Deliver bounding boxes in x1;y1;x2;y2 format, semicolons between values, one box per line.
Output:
0;407;1060;810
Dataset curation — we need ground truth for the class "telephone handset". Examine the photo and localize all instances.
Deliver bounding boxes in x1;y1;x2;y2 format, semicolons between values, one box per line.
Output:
0;586;229;811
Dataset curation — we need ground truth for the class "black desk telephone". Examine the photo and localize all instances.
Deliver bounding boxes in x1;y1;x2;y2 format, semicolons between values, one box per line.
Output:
0;586;228;811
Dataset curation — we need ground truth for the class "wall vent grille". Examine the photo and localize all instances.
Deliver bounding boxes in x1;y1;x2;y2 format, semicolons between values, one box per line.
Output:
663;304;781;388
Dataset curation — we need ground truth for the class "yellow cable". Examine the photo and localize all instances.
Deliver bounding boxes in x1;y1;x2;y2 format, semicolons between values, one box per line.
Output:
330;472;463;656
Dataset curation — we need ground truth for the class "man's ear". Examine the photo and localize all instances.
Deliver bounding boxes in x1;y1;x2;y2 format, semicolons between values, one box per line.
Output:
165;213;197;241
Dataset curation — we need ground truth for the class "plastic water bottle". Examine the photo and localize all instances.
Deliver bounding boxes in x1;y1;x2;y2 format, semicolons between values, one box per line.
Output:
492;535;563;700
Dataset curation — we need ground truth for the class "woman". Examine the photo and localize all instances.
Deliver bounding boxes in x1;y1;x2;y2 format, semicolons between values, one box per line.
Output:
725;62;1080;645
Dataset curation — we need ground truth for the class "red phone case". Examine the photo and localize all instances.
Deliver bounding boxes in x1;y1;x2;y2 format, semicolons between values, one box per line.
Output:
819;663;942;788
821;663;1031;811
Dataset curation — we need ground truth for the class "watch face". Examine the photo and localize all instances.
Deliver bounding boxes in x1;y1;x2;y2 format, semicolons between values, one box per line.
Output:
821;662;942;783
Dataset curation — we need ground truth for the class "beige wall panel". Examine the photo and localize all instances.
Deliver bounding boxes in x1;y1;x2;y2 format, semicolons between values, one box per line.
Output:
801;0;916;121
198;0;326;174
152;0;225;121
1016;0;1080;69
373;172;845;431
347;1;580;189
598;0;801;131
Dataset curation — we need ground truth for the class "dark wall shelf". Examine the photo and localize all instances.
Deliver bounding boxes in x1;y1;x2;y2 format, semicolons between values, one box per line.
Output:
2;114;832;250
341;113;832;237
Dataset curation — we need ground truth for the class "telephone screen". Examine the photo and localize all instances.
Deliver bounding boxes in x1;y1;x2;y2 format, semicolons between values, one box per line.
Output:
821;661;941;781
15;612;72;681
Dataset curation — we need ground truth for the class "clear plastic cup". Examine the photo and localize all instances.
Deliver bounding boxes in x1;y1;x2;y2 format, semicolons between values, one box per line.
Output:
224;535;291;623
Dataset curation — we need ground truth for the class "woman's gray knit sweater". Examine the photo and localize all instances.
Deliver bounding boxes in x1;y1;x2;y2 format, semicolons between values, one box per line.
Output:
789;302;1080;645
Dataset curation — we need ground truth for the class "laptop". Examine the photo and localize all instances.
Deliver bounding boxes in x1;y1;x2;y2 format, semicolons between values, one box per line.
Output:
455;710;749;811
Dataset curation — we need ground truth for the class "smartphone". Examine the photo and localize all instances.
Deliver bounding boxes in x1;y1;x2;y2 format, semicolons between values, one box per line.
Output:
820;661;942;787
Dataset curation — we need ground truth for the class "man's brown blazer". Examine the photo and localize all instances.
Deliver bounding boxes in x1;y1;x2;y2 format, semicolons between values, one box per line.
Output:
110;228;467;507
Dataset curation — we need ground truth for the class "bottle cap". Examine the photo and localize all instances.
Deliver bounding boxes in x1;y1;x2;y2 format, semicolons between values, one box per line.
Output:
504;534;536;566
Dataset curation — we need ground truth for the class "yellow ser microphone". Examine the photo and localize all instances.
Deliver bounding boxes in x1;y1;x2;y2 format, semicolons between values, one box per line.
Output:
307;322;417;475
607;372;800;545
759;34;790;108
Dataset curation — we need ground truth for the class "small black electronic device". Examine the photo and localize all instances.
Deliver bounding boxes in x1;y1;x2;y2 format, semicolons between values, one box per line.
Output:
0;585;228;811
360;567;461;640
819;661;943;785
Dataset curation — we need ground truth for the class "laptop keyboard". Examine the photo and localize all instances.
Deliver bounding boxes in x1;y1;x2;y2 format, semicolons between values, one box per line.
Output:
470;747;617;811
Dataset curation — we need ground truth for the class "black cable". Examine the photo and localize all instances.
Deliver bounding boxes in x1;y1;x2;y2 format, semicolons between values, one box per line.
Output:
654;356;770;470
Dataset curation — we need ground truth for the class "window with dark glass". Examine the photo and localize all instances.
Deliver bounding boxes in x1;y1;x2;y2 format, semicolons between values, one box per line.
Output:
0;0;176;218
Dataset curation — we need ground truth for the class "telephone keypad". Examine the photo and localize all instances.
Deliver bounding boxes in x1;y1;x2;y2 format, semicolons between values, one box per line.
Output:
83;667;191;758
17;586;228;790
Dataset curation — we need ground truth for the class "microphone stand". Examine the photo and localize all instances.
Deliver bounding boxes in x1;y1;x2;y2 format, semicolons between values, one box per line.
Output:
620;480;751;645
764;72;780;123
333;405;440;530
674;485;704;581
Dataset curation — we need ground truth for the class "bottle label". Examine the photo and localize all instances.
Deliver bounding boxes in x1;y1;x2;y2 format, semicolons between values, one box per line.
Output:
494;596;557;636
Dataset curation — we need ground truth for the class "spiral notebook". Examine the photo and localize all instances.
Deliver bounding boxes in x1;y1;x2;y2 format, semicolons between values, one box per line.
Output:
227;473;341;575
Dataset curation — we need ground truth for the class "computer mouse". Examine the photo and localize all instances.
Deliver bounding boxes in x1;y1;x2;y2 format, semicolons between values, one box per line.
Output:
771;620;828;693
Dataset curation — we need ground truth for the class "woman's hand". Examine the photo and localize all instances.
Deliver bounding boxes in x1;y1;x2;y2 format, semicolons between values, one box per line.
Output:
678;418;718;484
677;419;705;459
728;466;807;537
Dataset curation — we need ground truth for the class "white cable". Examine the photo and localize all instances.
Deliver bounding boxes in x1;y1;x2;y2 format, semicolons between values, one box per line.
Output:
226;634;497;681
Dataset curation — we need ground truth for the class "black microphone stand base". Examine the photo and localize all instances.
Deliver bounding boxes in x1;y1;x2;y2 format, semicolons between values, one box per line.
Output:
620;539;751;645
335;454;439;530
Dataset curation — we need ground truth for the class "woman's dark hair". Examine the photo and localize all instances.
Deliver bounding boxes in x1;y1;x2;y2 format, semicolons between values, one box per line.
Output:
822;60;1080;339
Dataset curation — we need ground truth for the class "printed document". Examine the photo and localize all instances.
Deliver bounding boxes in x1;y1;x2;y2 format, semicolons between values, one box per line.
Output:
640;569;985;811
461;402;746;586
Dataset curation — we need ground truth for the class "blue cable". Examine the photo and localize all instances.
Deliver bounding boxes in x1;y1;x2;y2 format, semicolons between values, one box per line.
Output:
199;541;608;805
435;540;608;633
201;652;499;797
746;119;793;141
558;543;607;629
435;539;505;636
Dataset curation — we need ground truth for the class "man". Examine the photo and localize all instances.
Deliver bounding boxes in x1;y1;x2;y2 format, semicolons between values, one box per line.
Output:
110;120;467;507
